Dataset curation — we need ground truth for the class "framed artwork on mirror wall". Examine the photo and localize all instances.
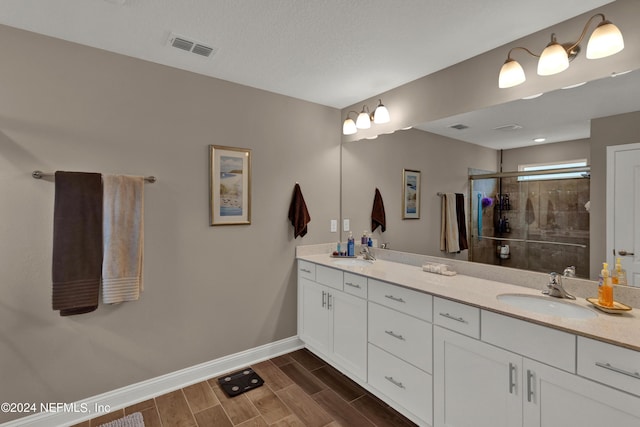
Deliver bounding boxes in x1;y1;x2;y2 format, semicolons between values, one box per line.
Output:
402;168;420;219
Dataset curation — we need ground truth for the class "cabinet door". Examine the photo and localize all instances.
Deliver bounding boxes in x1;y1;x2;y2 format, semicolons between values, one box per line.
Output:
434;326;522;427
299;278;330;354
523;358;640;427
331;290;367;381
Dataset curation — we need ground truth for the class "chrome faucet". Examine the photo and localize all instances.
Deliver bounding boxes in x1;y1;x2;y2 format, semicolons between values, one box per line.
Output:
563;266;576;277
543;272;575;299
360;245;376;261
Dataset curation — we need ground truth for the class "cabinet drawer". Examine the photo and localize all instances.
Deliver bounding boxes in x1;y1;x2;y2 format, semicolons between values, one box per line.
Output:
368;344;432;424
577;337;640;397
368;279;432;322
316;265;343;290
369;302;432;373
297;260;316;281
482;310;576;372
343;272;367;298
433;297;480;339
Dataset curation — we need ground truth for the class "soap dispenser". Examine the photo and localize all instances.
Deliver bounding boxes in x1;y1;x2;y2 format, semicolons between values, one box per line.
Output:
598;262;613;307
612;257;628;286
347;232;355;257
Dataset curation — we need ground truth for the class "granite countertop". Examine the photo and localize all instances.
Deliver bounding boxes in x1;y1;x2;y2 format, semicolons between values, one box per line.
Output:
298;253;640;353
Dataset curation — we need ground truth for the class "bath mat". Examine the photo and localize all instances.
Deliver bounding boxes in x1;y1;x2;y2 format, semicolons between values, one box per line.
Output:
217;367;264;397
98;411;145;427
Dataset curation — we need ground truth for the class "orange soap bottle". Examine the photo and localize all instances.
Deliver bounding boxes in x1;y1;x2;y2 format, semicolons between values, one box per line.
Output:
598;262;614;307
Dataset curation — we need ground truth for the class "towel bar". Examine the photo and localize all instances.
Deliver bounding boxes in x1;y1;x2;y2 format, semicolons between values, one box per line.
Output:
32;170;156;183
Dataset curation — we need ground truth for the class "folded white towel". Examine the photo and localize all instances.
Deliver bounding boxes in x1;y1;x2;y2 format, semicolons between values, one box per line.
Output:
102;175;144;304
440;193;460;253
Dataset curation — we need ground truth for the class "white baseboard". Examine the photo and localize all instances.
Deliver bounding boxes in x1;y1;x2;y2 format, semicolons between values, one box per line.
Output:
1;336;304;427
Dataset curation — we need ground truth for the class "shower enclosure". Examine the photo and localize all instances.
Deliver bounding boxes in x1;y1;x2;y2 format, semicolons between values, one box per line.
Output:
469;167;590;278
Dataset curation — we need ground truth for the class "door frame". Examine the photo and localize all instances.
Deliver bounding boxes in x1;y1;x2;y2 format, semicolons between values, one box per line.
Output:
606;142;640;266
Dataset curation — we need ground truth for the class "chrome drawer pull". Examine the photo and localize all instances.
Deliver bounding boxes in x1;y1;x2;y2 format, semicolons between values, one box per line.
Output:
385;376;405;389
508;363;516;394
322;291;326;308
385;294;406;303
345;282;361;289
439;312;468;324
300;268;312;274
595;362;640;379
527;370;535;402
327;293;332;310
385;330;406;341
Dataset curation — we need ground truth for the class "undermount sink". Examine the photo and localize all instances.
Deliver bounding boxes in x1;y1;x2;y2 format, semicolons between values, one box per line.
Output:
331;258;374;267
497;293;597;319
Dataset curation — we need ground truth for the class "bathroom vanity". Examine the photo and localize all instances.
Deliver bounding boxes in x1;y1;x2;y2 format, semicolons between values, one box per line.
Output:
297;247;640;427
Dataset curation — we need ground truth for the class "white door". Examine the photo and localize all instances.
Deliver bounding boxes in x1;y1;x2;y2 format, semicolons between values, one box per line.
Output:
607;143;640;286
331;290;367;381
433;327;522;427
299;278;330;353
523;358;640;427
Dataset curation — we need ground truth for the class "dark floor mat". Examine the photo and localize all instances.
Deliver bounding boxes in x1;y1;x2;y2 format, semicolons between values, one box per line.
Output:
217;367;264;397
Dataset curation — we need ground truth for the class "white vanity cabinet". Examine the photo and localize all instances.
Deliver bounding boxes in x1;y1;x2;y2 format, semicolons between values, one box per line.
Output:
434;302;640;427
298;262;367;381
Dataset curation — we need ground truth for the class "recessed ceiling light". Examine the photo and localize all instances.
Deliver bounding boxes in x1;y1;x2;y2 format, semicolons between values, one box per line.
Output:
533;137;546;143
561;82;587;89
611;70;633;77
522;93;543;100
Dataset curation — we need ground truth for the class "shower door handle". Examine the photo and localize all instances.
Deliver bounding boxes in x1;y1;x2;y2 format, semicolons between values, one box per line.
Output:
618;250;635;256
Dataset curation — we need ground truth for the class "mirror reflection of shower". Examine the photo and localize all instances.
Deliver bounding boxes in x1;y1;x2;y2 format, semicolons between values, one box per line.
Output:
469;166;590;278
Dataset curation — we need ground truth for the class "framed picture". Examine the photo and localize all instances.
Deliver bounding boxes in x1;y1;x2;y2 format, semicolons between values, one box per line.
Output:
209;145;252;225
402;169;420;219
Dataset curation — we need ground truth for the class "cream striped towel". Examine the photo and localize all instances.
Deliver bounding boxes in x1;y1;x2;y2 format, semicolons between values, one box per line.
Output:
102;175;144;304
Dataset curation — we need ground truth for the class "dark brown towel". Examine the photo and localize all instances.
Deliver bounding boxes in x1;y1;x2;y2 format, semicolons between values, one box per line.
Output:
288;183;310;238
455;193;468;251
371;188;386;232
52;171;103;316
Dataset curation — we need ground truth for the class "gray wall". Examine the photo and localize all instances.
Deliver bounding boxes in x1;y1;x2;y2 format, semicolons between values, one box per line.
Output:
0;25;340;422
341;129;497;257
501;139;591;172
590;111;640;279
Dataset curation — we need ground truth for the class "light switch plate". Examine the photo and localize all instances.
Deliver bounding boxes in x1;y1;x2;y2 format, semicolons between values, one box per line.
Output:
343;219;350;232
330;219;337;232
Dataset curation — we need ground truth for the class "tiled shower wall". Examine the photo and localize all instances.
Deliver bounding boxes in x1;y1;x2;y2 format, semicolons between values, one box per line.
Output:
470;176;590;278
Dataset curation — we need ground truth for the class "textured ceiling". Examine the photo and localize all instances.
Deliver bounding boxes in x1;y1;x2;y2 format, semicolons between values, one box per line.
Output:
0;0;614;109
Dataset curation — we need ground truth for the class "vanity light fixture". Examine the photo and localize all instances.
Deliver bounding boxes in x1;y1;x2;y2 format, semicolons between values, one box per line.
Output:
498;13;624;88
342;99;390;135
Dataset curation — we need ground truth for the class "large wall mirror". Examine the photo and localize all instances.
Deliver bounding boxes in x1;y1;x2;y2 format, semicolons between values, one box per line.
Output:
341;68;640;280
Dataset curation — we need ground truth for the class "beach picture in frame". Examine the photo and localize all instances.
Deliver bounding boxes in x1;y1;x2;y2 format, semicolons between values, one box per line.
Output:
402;169;420;219
210;145;252;225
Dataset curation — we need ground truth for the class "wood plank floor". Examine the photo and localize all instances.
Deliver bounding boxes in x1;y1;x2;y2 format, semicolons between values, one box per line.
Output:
72;348;417;427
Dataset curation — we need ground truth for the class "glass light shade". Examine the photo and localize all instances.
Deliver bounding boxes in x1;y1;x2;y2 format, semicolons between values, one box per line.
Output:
342;118;357;135
537;42;569;76
586;21;624;59
499;59;526;88
356;111;371;129
373;104;390;124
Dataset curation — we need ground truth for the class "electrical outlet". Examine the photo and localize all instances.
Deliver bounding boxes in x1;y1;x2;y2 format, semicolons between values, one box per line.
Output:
330;219;337;232
343;219;350;232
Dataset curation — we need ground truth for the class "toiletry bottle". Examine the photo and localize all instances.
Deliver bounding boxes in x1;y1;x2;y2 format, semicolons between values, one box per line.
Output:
599;262;613;307
361;231;368;245
368;236;373;247
347;232;355;257
612;257;627;286
336;242;341;255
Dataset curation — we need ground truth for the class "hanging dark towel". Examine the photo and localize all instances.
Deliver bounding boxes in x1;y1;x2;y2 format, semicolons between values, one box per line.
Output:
52;172;103;316
455;193;468;250
371;188;386;232
288;183;310;238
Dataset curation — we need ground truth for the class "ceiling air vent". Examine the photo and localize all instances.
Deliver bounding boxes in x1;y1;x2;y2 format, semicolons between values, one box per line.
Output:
449;123;469;130
493;124;523;132
167;33;217;58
